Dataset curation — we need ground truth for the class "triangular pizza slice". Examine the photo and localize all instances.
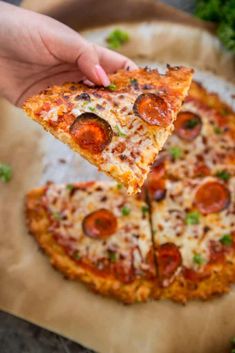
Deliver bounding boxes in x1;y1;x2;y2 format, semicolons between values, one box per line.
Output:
23;66;193;194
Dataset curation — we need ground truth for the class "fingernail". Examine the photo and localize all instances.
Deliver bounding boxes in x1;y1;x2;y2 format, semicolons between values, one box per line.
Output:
95;64;110;86
83;79;95;87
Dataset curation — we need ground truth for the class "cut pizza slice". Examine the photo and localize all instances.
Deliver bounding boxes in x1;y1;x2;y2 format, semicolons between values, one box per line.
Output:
147;162;235;303
26;181;158;303
23;66;193;194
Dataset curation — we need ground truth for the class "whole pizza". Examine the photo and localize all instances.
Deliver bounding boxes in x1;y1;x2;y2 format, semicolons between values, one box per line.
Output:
26;79;235;304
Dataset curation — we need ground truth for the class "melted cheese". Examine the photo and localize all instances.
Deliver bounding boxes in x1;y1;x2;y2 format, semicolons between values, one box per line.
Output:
164;101;235;179
151;176;235;269
44;182;152;274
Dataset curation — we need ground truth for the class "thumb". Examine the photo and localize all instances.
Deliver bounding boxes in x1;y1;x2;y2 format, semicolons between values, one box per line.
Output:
76;43;110;86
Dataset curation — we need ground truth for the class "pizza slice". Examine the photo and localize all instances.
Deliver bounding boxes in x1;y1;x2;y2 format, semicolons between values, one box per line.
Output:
23;66;193;194
26;181;158;303
147;161;235;303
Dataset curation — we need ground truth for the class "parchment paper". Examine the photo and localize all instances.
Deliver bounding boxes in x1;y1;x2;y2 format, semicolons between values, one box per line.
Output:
1;17;235;353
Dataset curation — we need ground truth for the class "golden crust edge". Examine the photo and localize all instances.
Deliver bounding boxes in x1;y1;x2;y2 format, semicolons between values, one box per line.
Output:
25;188;156;304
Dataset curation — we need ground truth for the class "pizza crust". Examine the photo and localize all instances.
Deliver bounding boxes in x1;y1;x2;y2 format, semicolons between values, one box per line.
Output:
26;188;157;304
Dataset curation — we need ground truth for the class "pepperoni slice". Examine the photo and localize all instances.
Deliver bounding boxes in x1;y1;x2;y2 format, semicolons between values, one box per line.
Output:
182;267;210;282
209;240;225;263
194;180;230;214
82;208;117;239
174;111;202;141
70;113;113;154
146;162;166;201
133;93;171;127
157;243;182;279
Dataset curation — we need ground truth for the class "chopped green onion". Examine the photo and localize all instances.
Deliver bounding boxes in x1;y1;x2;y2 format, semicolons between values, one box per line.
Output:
116;183;123;190
121;206;131;216
219;234;233;246
0;163;12;183
52;211;62;220
66;184;74;191
141;205;149;216
73;251;80;260
169;146;182;160
193;253;204;266
184;118;200;129
82;101;88;108
115;125;127;138
215;170;231;182
108;251;117;263
106;29;129;49
213;126;222;134
107;83;117;91
185;211;200;225
88;106;95;112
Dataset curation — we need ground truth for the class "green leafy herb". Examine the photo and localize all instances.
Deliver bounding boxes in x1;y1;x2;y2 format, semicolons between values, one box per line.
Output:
231;337;235;345
231;349;235;353
116;183;123;190
130;78;138;87
193;253;204;265
106;29;130;49
66;184;74;191
0;163;12;183
219;233;233;246
88;106;95;112
52;211;62;220
107;83;117;91
215;170;231;181
108;251;117;263
73;251;80;260
184;118;200;129
214;126;222;134
82;101;88;108
169;146;182;160
141;205;149;216
195;0;235;53
115;125;127;138
121;206;131;216
185;211;200;225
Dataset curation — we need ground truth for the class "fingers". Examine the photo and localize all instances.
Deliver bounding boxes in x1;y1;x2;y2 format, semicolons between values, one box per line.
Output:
76;43;110;86
97;46;138;73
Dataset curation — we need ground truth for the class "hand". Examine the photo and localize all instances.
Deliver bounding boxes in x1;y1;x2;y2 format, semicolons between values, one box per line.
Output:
0;2;137;106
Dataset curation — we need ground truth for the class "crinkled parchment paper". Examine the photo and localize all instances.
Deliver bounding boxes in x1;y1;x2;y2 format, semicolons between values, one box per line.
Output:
0;17;235;353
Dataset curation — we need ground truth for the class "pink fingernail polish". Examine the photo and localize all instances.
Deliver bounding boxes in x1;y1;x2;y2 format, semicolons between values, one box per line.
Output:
95;64;110;86
83;79;95;87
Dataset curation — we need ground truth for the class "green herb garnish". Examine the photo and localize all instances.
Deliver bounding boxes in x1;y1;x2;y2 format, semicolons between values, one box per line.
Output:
215;170;231;181
73;251;80;260
195;0;235;53
82;101;88;108
231;337;235;345
141;205;149;216
66;184;74;191
184;118;200;129
121;206;131;216
193;253;204;266
52;211;62;220
214;126;222;134
116;183;123;190
219;233;233;246
185;211;200;225
107;83;117;91
88;106;95;112
106;29;129;50
0;163;12;183
169;146;182;160
115;125;127;138
108;251;117;263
